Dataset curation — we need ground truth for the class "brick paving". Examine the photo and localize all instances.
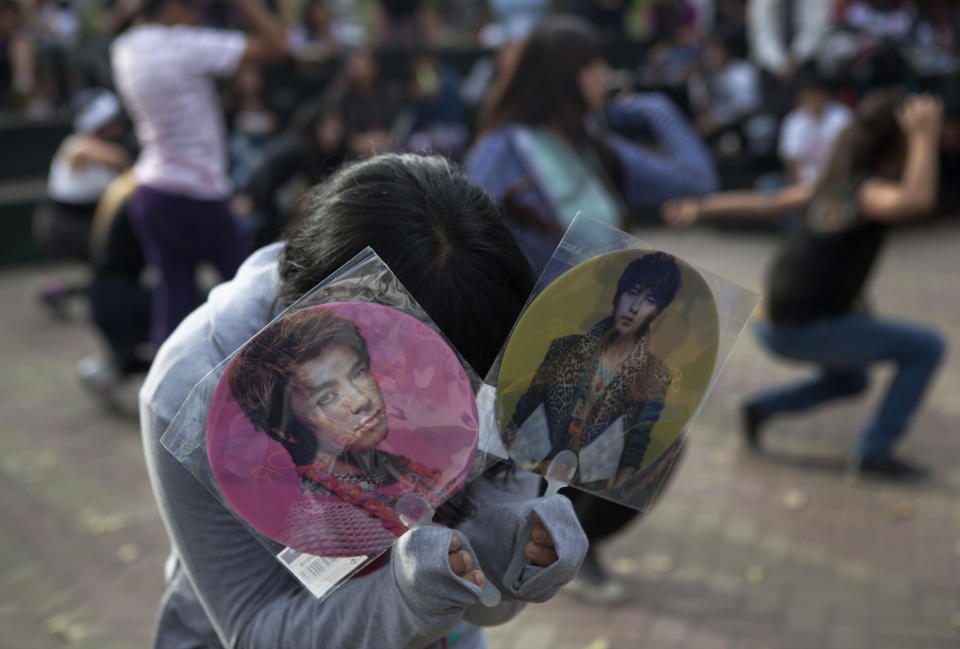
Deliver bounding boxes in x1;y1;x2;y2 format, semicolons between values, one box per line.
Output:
2;220;959;649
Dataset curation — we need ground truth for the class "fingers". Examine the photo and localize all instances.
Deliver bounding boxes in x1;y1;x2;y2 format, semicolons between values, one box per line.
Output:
462;570;486;587
448;534;471;574
530;521;554;548
448;533;487;587
911;93;943;112
921;95;944;125
661;199;698;227
526;517;558;567
448;547;472;575
905;95;939;119
898;94;944;134
895;102;910;124
525;539;558;566
661;202;681;225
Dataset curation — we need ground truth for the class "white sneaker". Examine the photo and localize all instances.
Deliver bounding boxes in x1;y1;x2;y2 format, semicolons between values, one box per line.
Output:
76;356;121;409
564;547;629;605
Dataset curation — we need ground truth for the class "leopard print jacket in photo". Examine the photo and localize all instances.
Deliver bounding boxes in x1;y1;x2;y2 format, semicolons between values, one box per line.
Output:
505;317;672;475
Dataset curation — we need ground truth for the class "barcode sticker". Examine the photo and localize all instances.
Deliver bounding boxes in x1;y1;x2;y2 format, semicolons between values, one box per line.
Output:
277;547;368;599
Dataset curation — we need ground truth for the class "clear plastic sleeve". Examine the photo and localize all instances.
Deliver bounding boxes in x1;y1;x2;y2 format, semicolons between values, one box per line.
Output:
482;214;759;512
161;248;494;601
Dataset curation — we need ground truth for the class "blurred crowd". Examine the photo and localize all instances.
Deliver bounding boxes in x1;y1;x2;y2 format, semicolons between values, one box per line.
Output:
3;1;960;119
12;0;960;403
5;1;960;180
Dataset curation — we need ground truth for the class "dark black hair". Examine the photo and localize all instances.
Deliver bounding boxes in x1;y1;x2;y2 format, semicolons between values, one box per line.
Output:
0;0;21;16
278;154;535;379
479;15;625;219
482;15;603;141
278;154;534;524
140;0;164;18
815;88;905;196
290;95;347;176
793;61;829;98
613;252;683;313
705;33;737;57
300;0;329;35
140;0;195;19
941;83;960;120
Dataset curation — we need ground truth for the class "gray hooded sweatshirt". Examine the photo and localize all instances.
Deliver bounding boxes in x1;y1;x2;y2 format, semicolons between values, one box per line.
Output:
139;243;589;649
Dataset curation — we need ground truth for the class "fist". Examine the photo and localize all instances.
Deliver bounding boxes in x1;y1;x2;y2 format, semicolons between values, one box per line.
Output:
897;94;943;137
661;198;701;227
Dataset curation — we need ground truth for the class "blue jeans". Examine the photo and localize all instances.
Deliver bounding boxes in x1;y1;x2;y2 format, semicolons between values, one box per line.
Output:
748;314;946;460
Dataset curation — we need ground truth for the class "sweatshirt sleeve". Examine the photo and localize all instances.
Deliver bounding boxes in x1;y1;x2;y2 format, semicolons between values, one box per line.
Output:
458;494;586;608
463;128;523;203
143;402;481;649
605;93;718;207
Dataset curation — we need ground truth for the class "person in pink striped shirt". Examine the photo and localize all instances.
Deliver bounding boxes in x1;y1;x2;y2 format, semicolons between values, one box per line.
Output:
111;0;287;346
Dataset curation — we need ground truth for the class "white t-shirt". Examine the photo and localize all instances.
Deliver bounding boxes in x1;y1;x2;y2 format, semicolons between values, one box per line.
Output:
778;101;853;184
111;25;247;200
47;135;122;205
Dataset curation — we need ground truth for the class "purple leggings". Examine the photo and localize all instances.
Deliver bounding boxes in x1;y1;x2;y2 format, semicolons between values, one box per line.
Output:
129;185;247;347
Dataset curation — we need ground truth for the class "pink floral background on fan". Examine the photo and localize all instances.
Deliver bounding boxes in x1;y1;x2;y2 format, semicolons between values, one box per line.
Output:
206;302;479;556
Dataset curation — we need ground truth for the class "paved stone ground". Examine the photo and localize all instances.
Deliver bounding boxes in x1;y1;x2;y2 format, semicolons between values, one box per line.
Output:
2;220;959;649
